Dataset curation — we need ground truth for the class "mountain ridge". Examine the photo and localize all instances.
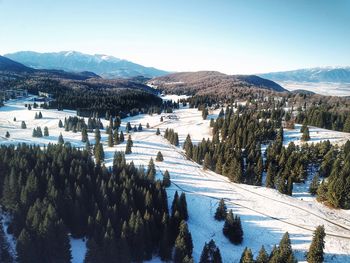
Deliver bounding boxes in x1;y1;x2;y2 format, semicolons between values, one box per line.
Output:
5;51;168;79
259;67;350;83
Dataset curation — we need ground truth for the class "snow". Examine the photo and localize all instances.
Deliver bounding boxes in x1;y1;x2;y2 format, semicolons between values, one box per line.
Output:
70;237;87;263
1;95;350;262
279;81;350;96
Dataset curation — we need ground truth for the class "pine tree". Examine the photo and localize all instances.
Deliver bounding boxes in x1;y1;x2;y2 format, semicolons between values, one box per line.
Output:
119;131;125;142
138;123;143;131
58;119;63;128
301;126;310;141
125;135;133;154
199;239;222;263
156;151;164;161
81;128;88;143
95;128;101;144
203;152;212;170
21;121;27;129
174;220;193;263
156;128;160;135
307;225;325;263
266;162;276;188
214;199;227;221
58;133;64;144
202;108;209;120
223;210;243;245
147;158;156;181
94;143;105;164
159;214;172;261
239;247;254;263
309;175;320;196
163;170;171;187
44;126;49;136
5;131;10;138
108;130;114;147
256;245;269;263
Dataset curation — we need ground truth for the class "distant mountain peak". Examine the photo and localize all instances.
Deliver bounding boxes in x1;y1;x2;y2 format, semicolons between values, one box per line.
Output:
4;51;168;79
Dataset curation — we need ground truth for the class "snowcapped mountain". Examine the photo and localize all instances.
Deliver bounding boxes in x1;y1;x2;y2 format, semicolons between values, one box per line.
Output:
259;67;350;83
4;51;168;79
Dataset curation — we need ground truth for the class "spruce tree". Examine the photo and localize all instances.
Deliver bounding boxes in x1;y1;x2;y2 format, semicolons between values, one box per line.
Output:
147;158;156;181
58;133;64;144
5;131;10;138
156;128;161;135
21;121;27;129
58;119;63;128
223;210;243;245
199;239;222;263
307;225;325;263
309;175;320;196
156;151;164;162
214;199;227;221
174;220;193;263
44;126;49;136
256;245;269;263
239;247;254;263
125;135;133;154
163;170;171;187
301;126;310;141
108;130;114;147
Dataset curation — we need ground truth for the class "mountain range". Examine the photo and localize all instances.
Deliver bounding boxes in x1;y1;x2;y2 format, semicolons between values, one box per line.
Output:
4;51;168;79
259;67;350;83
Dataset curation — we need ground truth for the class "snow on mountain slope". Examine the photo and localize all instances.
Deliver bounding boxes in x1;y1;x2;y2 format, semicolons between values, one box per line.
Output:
1;96;350;262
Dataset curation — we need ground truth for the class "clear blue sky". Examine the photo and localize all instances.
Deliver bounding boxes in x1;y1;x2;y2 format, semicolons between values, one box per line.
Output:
0;0;349;74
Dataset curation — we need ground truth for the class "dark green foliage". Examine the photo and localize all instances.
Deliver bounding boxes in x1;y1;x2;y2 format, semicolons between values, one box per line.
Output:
44;126;49;136
309;175;320;196
202;108;209;120
307;225;325;263
94;143;104;164
58;133;64;144
156;128;160;135
156;151;164;162
147;158;156;181
32;127;43;137
240;247;254;263
81;127;89;143
199;239;222;263
21;121;27;129
174;220;193;263
301;126;310;141
214;198;227;221
164;128;179;146
5;131;10;138
58;119;63;128
269;232;297;263
223;210;243;245
0;144;170;262
125;135;133;154
256;245;269;263
163;170;171;187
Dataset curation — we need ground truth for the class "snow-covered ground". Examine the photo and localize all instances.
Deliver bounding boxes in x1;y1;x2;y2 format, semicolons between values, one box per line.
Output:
279;81;350;97
1;95;350;263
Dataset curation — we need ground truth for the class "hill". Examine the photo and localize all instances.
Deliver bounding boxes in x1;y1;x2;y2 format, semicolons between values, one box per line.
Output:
149;71;287;96
5;51;168;79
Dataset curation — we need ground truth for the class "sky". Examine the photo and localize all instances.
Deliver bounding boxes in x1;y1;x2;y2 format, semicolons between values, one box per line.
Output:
0;0;349;74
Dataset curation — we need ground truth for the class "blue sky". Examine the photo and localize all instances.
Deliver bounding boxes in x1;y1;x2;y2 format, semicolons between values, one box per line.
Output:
0;0;349;74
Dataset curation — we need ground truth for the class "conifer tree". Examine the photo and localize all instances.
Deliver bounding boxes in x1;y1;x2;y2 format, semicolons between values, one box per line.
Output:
95;128;101;144
214;199;227;221
174;220;193;263
108;130;114;147
307;225;325;263
156;151;164;161
21;121;27;129
199;239;222;263
239;247;254;263
223;210;243;245
125;135;133;154
119;131;125;142
147;158;156;181
256;245;269;263
203;152;212;170
301;126;310;141
58;133;64;144
163;170;171;187
94;143;105;164
5;131;10;138
81;128;88;143
156;128;161;135
58;119;63;128
44;126;49;136
309;175;320;196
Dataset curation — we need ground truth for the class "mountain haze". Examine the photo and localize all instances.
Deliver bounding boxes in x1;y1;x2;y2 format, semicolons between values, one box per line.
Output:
5;51;168;79
259;67;350;83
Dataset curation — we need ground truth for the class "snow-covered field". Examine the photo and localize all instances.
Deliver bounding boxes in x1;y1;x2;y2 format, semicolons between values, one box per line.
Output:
1;95;350;263
279;81;350;97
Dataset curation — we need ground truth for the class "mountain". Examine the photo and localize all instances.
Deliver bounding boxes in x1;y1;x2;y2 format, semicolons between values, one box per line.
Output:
4;51;168;79
149;71;287;96
259;67;350;83
0;55;34;73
